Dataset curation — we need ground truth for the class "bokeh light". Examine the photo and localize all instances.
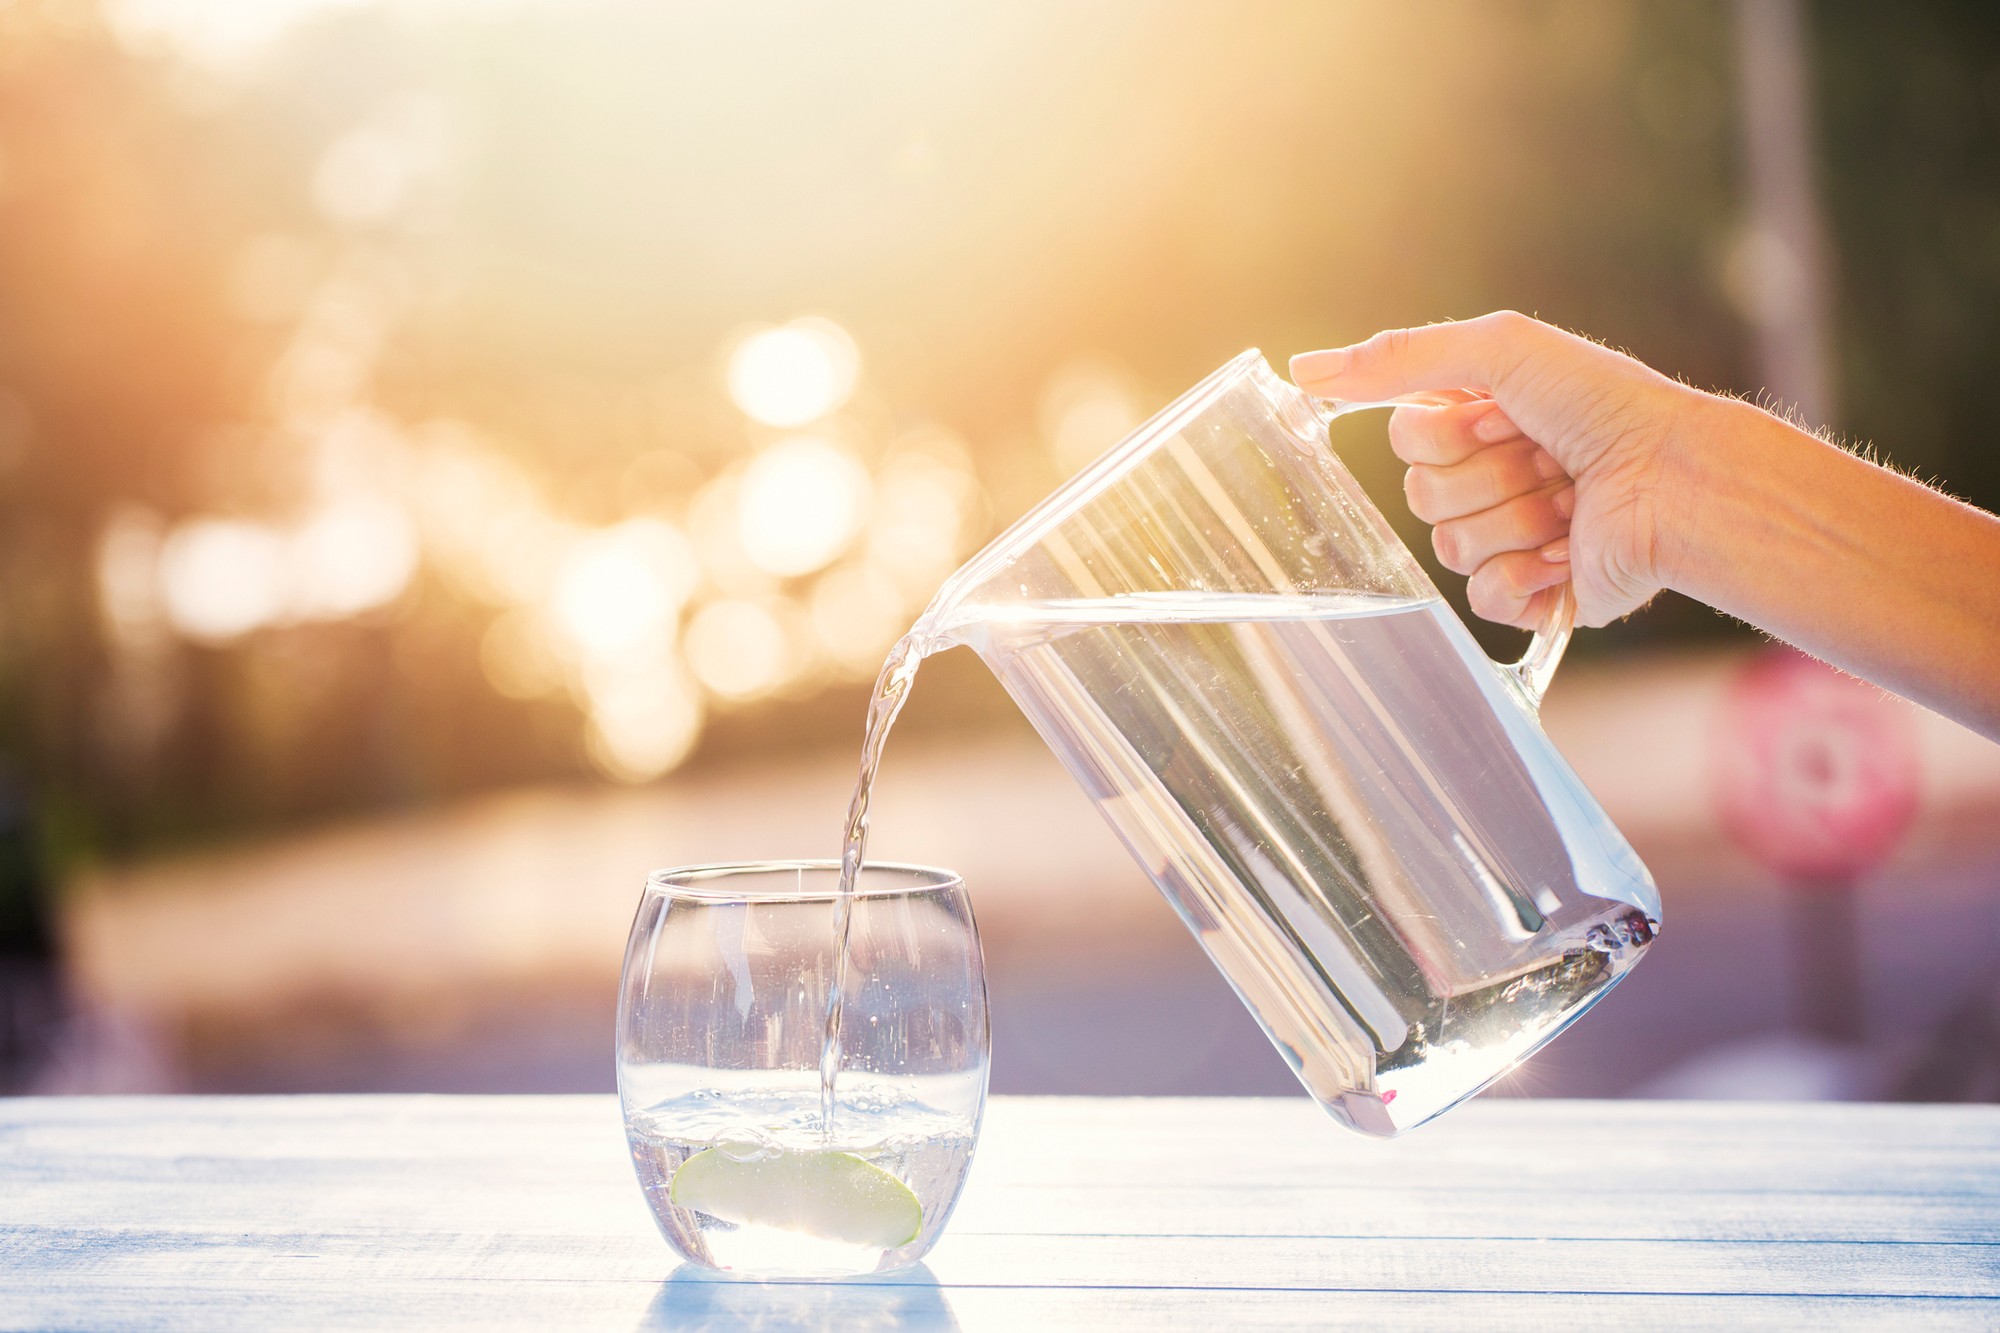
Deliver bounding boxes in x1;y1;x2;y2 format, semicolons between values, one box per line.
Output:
726;318;862;428
810;564;911;676
95;507;168;652
478;608;566;702
863;437;985;605
684;599;797;702
95;286;969;779
549;519;698;660
287;497;419;620
158;520;291;643
579;658;705;783
736;437;873;578
412;426;575;607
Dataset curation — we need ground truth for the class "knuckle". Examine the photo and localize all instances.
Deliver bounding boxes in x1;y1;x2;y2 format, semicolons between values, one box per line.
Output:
1468;473;1502;515
1465;312;1537;391
1372;326;1412;371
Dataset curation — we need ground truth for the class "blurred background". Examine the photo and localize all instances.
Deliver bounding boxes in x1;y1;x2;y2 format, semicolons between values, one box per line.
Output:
3;0;1998;1103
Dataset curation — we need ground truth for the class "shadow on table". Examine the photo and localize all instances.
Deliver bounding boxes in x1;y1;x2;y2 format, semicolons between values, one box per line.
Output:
638;1262;960;1332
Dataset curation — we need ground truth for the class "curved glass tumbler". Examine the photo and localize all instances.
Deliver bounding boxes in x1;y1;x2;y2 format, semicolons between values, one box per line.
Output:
616;860;988;1279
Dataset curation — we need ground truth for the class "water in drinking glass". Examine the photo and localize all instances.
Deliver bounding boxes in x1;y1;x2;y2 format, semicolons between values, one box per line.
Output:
625;1074;978;1276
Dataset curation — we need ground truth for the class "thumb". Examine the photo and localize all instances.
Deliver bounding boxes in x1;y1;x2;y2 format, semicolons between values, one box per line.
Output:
1290;311;1543;402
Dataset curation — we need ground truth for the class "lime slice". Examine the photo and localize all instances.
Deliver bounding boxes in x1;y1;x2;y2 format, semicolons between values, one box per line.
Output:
669;1146;923;1249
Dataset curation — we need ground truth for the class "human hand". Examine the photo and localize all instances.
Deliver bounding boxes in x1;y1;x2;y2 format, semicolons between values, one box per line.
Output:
1291;311;1714;630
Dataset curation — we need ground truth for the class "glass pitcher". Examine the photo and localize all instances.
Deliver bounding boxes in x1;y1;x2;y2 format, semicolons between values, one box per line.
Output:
920;349;1660;1137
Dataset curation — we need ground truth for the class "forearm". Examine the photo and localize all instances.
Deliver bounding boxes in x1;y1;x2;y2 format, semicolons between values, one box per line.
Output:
1663;396;2000;739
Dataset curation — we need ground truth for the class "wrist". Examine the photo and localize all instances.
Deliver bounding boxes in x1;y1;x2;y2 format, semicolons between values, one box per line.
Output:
1661;391;1854;614
1652;390;1798;597
1643;385;1730;594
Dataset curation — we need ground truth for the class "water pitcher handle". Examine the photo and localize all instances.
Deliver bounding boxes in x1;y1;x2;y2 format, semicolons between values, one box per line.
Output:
1508;579;1573;712
1312;391;1575;712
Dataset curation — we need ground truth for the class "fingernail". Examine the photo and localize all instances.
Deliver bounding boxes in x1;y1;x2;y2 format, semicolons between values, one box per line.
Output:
1543;538;1569;563
1471;409;1513;443
1289;349;1350;384
1532;449;1566;481
1552;485;1576;519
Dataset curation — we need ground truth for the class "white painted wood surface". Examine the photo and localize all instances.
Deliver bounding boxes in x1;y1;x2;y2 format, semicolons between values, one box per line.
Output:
3;1096;1996;1330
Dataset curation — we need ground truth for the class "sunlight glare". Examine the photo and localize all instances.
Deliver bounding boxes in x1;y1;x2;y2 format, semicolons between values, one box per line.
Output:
312;98;449;227
1040;357;1143;474
104;0;370;71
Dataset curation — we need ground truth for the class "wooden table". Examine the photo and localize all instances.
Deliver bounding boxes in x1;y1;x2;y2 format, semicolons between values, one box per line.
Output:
4;1095;1996;1329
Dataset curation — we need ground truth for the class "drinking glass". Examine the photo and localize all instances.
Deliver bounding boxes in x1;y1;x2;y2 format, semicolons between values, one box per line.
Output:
616;860;988;1278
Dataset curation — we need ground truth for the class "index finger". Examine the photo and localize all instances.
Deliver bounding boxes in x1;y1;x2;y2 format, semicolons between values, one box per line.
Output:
1291;311;1547;402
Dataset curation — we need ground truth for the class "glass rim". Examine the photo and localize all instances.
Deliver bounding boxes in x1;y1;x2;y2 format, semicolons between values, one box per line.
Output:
644;858;963;903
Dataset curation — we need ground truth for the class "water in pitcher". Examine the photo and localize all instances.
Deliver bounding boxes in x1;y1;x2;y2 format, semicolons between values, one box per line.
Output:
823;589;1656;1136
938;589;1657;1133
